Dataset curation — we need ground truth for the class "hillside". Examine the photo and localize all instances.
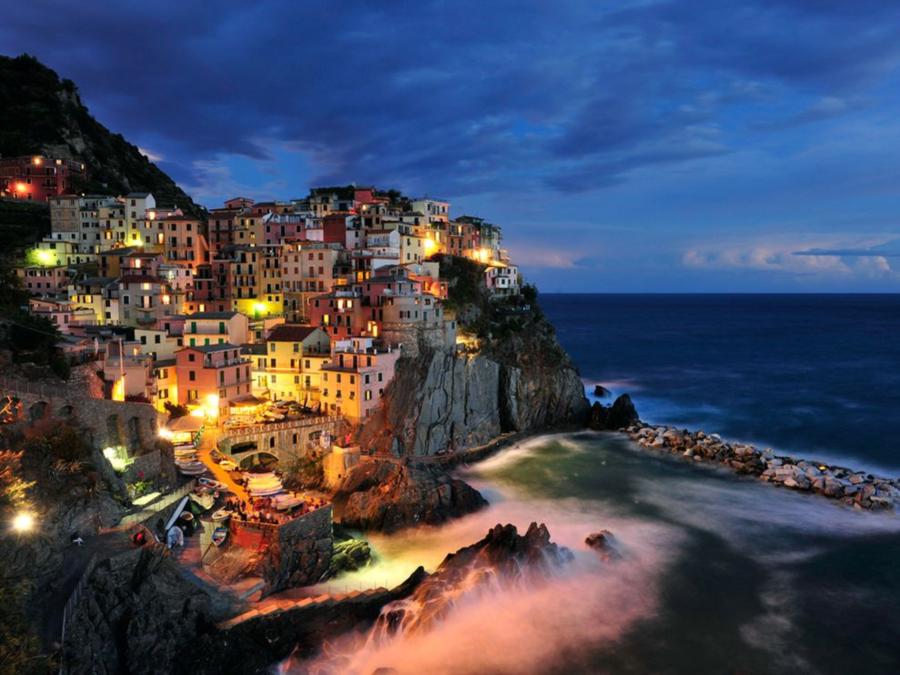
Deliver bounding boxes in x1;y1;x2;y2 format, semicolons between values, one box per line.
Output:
0;54;202;214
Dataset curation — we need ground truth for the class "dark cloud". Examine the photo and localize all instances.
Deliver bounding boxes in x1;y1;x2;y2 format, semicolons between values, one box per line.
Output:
2;0;900;202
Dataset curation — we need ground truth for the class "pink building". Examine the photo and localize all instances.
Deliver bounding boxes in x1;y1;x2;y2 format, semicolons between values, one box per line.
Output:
174;343;253;418
320;337;400;422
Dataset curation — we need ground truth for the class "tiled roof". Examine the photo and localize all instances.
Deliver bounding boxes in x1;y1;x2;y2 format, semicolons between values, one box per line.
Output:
267;324;320;343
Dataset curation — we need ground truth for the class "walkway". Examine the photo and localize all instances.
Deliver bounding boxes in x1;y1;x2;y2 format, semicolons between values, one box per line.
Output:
196;427;249;503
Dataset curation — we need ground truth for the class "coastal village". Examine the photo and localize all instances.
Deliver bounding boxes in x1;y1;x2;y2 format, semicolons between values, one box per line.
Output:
1;153;530;629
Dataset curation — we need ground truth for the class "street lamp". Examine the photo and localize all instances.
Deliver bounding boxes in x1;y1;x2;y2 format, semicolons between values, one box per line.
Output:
12;512;34;533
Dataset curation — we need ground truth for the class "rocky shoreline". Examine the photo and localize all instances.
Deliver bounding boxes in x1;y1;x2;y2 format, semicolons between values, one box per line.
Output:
624;422;900;511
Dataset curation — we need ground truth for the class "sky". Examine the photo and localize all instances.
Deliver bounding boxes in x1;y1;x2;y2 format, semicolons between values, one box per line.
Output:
4;0;900;292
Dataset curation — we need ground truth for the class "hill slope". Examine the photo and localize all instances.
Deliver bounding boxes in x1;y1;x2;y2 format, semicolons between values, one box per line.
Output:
0;54;202;214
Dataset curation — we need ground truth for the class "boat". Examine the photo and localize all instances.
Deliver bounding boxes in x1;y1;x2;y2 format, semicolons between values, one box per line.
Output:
212;527;228;546
176;461;207;475
198;477;228;491
164;495;190;533
211;507;232;521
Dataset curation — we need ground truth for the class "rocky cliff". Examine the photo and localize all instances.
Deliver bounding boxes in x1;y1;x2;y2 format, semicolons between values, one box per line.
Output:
358;268;589;457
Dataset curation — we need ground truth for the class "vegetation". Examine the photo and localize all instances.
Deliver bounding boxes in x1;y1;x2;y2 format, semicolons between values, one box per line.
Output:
163;401;189;418
0;54;202;215
0;200;51;254
0;261;69;379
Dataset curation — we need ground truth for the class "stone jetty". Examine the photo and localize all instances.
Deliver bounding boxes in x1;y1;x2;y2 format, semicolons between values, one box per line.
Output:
625;423;900;511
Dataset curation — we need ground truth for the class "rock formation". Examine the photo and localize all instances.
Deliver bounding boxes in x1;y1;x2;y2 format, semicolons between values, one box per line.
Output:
62;544;226;675
588;393;640;430
585;529;621;561
333;459;487;533
372;522;572;639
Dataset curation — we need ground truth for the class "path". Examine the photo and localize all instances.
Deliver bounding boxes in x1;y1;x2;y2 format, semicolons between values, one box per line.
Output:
196;427;249;502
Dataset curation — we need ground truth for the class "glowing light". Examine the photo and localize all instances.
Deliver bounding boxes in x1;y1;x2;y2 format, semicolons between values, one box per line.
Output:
112;377;125;401
158;427;173;440
200;393;220;421
34;249;55;266
15;182;28;194
32;156;42;166
12;512;35;533
162;294;171;305
102;446;129;472
423;237;438;256
253;302;267;316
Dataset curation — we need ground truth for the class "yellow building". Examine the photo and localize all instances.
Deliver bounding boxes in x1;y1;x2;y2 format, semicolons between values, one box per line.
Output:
262;324;331;403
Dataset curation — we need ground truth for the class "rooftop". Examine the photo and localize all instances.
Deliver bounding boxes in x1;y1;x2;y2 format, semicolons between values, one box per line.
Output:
267;324;321;342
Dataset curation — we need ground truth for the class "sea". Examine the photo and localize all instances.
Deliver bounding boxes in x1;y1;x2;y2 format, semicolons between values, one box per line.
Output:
290;294;900;675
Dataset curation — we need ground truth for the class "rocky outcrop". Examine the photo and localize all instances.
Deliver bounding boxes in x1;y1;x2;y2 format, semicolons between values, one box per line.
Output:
372;522;572;638
323;535;373;580
588;393;640;430
259;505;333;596
585;530;621;561
332;459;487;533
627;423;900;510
359;347;588;457
62;545;226;675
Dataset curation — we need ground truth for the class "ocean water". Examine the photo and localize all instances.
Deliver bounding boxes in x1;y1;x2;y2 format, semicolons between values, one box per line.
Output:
542;293;900;474
288;294;900;674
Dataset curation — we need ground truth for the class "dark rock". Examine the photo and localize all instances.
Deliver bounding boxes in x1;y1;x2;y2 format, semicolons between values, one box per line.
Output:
181;567;429;675
585;530;621;561
593;384;611;398
333;459;487;533
62;544;228;675
588;394;640;430
372;522;572;638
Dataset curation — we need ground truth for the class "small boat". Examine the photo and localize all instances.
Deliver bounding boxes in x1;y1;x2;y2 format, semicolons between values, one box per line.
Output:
178;510;194;523
198;477;228;491
177;461;207;475
212;527;228;547
164;495;190;533
211;508;232;521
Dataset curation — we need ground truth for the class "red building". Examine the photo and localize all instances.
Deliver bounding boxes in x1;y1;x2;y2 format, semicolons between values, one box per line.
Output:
0;155;86;202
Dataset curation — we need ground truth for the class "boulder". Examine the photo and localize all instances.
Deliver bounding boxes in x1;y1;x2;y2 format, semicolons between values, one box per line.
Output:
585;530;621;561
593;384;611;398
333;459;487;533
588;394;640;431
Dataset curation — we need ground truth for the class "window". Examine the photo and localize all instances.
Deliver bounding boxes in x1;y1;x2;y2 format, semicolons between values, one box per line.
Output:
188;353;195;362
189;371;196;381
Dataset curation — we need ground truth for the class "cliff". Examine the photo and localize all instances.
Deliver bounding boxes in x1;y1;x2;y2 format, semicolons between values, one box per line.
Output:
359;258;589;457
0;54;202;214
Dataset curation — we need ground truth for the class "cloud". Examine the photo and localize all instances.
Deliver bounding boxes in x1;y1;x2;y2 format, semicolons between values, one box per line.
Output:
683;235;900;281
3;0;900;204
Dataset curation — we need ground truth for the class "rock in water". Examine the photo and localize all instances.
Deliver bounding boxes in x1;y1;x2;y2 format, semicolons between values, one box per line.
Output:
373;522;572;639
588;393;640;430
593;384;611;398
333;459;487;533
324;537;374;579
585;530;621;561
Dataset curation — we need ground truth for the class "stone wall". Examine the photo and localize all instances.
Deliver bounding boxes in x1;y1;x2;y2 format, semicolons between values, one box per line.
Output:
0;374;160;454
258;505;333;596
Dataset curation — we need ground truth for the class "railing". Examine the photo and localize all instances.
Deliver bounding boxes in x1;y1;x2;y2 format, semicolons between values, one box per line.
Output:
222;415;340;439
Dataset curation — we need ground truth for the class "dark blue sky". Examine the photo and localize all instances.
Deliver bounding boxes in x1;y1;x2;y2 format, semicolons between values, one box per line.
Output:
5;1;900;291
